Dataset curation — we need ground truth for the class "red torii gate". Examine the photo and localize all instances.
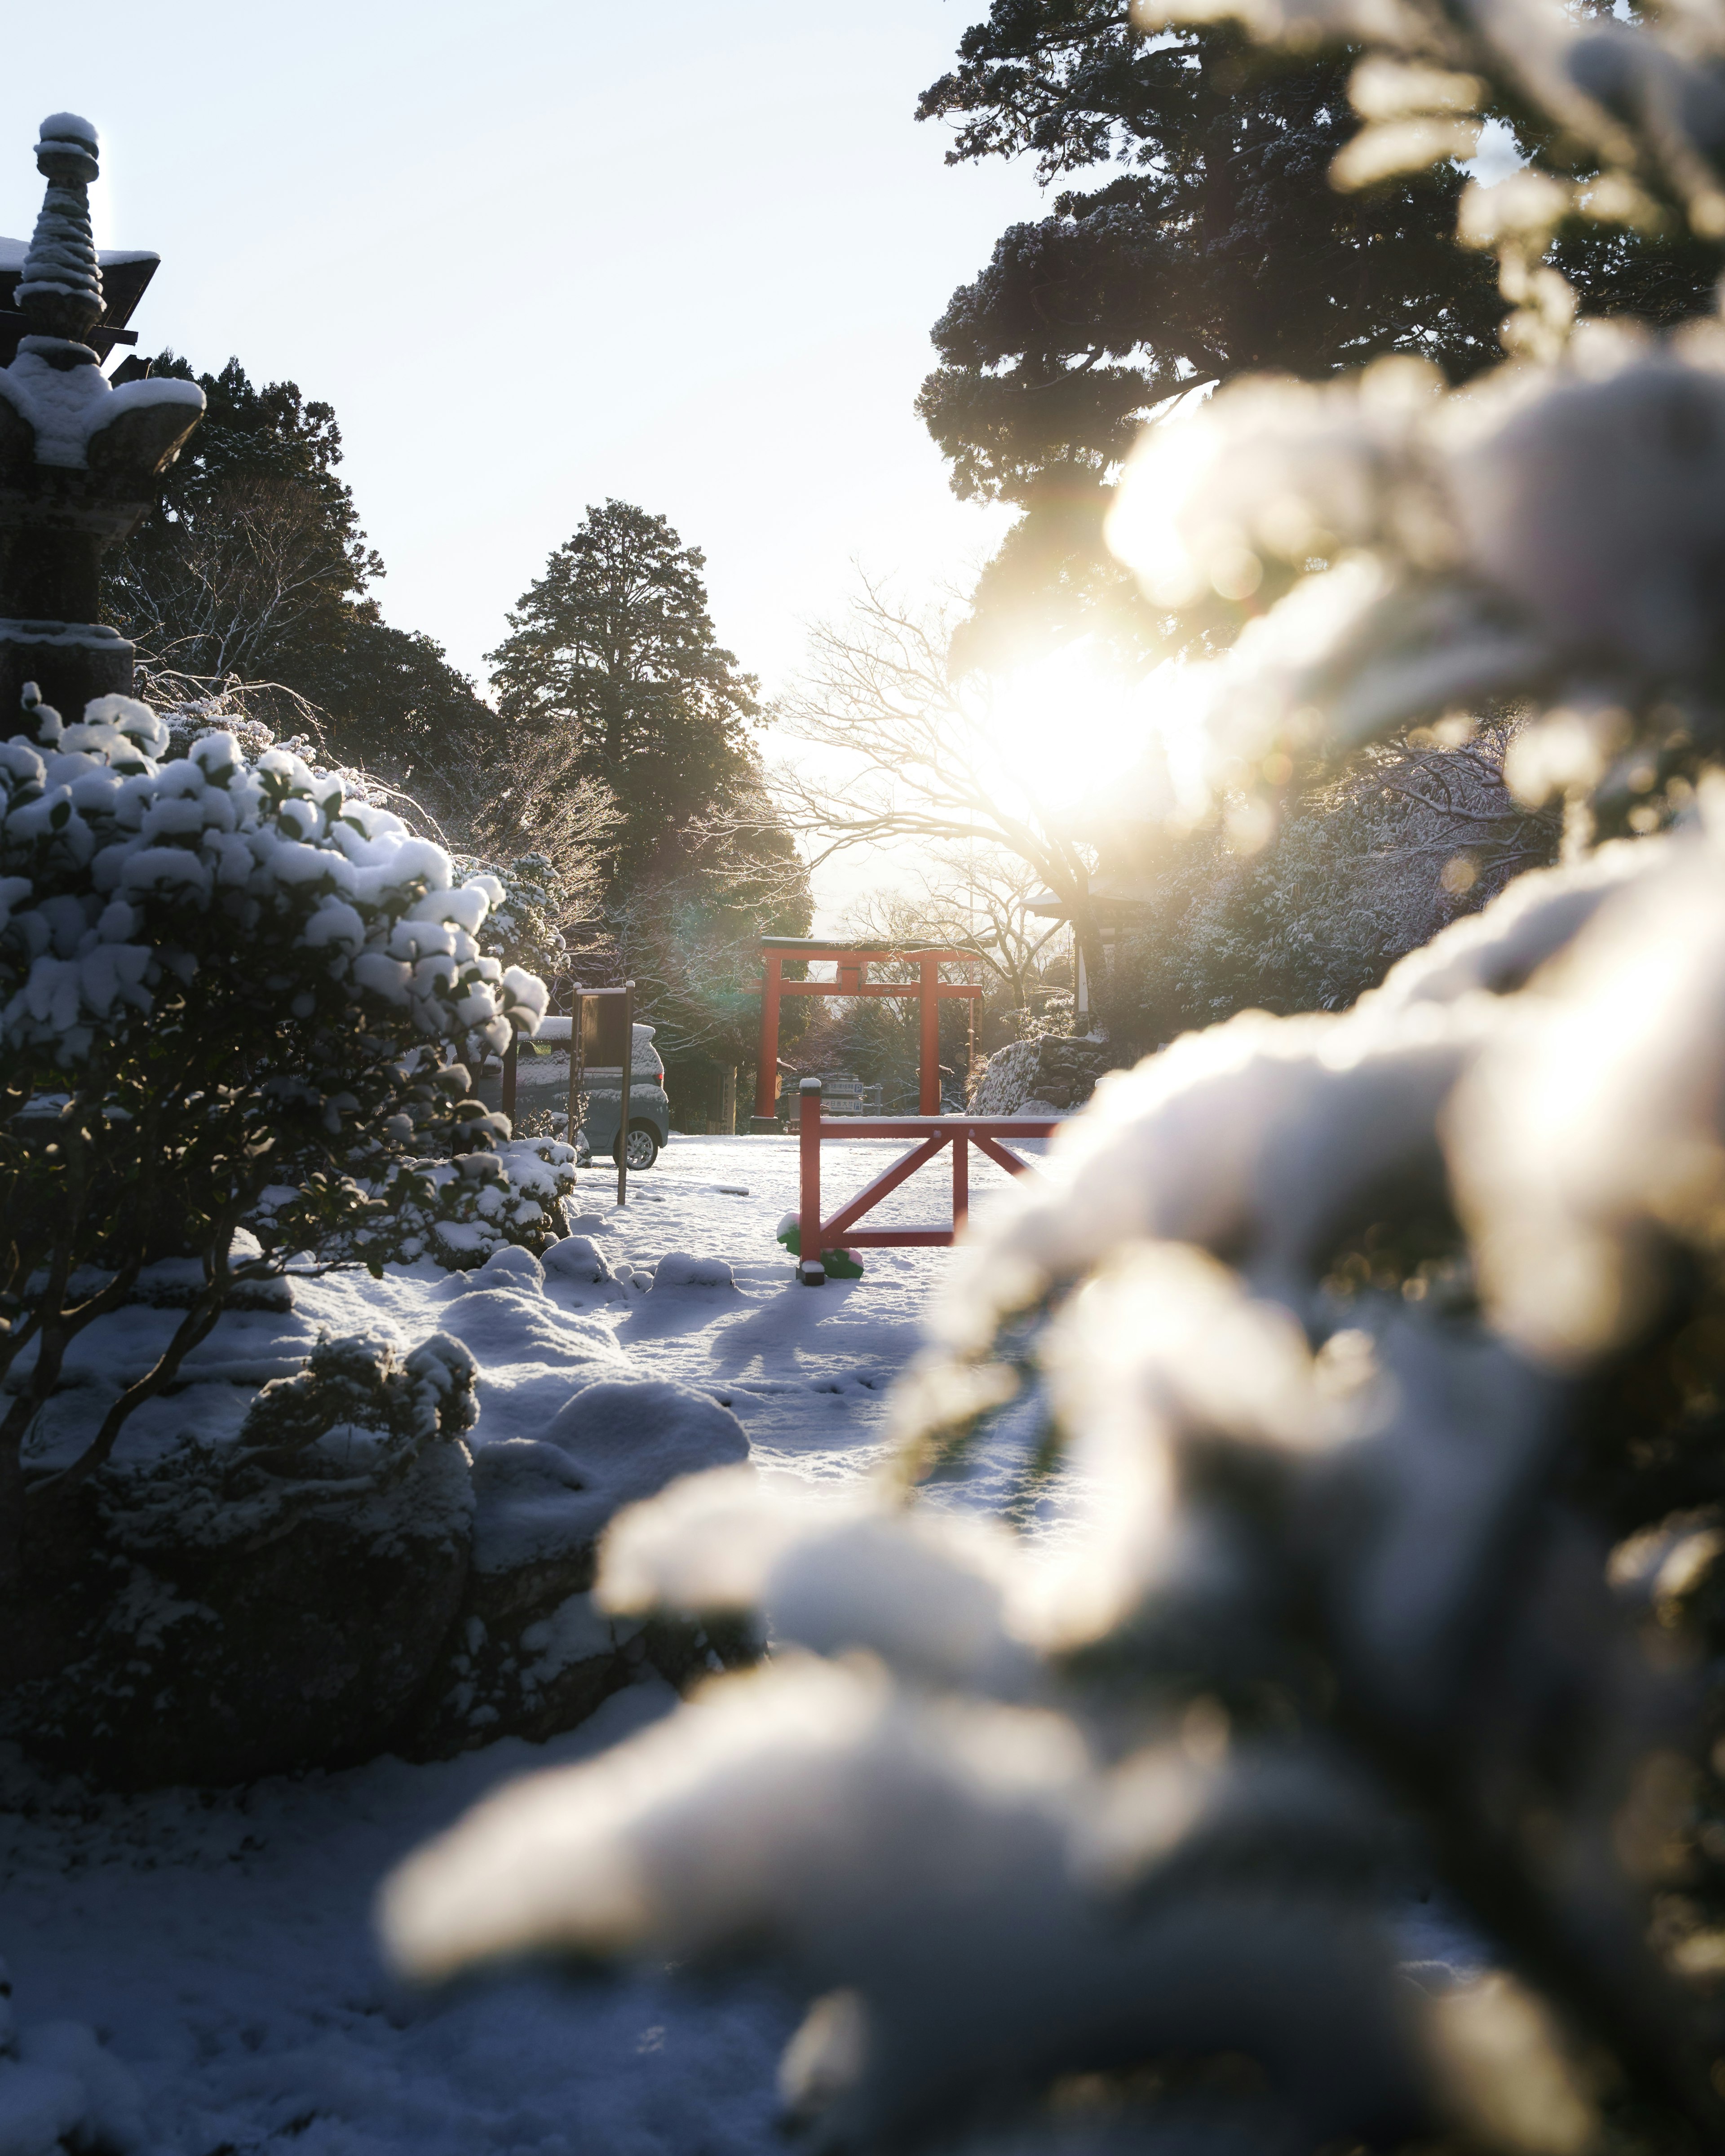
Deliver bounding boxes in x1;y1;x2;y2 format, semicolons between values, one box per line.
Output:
750;937;983;1125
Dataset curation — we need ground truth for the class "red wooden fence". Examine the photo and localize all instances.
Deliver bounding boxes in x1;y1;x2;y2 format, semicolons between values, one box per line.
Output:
794;1078;1057;1285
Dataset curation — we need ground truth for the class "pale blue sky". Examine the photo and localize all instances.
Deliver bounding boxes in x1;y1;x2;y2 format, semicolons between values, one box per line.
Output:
0;2;1045;699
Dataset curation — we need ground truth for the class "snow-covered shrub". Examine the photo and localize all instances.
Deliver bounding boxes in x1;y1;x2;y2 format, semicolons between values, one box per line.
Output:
257;1134;579;1272
380;8;1725;2152
652;1252;737;1291
967;1036;1114;1115
543;1233;613;1287
228;1327;477;1473
12;1329;487;1787
456;849;568;987
774;1215;865;1281
0;1955;143;2156
965;1036;1055;1116
109;1329;478;1554
1112;726;1557;1042
0;688;549;1562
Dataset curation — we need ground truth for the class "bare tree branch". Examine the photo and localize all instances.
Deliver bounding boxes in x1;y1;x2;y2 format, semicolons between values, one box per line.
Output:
749;574;1113;1013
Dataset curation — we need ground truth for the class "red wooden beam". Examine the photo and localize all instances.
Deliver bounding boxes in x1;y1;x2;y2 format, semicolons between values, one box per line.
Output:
919;954;941;1115
836;1227;956;1247
797;1078;825;1283
762;943;978;965
743;981;982;1000
972;1132;1036;1176
811;1116;1057;1140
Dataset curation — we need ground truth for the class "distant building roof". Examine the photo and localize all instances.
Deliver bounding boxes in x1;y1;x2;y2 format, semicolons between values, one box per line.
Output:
1025;881;1155;920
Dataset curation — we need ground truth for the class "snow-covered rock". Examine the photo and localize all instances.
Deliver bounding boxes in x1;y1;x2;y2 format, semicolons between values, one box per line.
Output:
544;1233;612;1286
967;1035;1113;1116
652;1252;737;1290
3;1225;763;1785
410;1375;755;1755
0;1957;142;2156
7;1333;481;1789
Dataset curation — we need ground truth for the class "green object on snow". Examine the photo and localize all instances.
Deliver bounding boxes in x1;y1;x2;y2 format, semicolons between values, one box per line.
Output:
776;1218;865;1278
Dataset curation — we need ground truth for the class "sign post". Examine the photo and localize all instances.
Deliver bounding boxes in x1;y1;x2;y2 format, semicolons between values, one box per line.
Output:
574;983;637;1207
566;989;584;1163
618;978;634;1207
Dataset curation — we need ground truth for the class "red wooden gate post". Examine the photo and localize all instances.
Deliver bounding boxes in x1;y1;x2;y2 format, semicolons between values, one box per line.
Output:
754;950;783;1122
952;1126;969;1229
919;954;941;1115
797;1078;825;1286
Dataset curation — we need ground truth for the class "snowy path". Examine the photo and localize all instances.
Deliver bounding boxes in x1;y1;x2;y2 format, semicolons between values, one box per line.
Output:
554;1131;1036;1486
0;1129;1035;2156
0;1688;795;2156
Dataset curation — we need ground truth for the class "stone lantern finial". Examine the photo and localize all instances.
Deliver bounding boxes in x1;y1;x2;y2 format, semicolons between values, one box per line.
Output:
0;107;204;724
17;113;104;351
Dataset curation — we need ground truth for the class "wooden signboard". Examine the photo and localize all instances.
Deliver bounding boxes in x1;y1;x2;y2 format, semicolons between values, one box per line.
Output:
580;994;631;1067
566;982;635;1206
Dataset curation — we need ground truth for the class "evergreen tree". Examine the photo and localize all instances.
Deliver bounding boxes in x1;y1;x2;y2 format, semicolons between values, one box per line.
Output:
486;501;761;882
918;0;1718;669
606;786;814;1118
105;354;499;810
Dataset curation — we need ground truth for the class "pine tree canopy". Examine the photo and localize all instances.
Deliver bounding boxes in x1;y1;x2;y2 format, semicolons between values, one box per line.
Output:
105;354;497;803
918;0;1719;668
486;501;761;880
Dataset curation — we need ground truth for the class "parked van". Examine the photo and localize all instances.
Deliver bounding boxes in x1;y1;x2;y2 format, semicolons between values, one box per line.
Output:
509;1018;671;1169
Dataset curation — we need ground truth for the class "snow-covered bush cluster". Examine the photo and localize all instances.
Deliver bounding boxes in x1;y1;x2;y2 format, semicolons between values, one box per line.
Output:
1113;329;1725;844
381;6;1725;2152
453;849;567;987
0;685;552;1536
0;696;542;1067
1113;724;1557;1041
965;1036;1062;1117
255;1134;578;1273
113;1327;480;1554
0;1953;141;2156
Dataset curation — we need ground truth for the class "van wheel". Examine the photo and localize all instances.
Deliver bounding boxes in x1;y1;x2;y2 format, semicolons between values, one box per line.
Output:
615;1122;659;1170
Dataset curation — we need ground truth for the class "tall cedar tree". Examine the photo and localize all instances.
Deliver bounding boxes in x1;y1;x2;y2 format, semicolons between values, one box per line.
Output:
486;501;761;884
918;0;1718;668
104;355;498;813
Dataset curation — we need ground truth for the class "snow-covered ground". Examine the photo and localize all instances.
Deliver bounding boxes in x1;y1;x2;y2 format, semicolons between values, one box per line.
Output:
0;1131;1040;2156
0;1131;1485;2156
559;1133;1037;1485
0;1687;793;2156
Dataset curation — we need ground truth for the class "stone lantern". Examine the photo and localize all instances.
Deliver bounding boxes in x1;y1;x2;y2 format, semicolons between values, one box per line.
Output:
0;113;203;721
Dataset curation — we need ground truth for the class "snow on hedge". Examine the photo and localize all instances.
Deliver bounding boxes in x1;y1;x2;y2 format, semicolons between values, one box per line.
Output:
0;694;544;1065
2;689;566;1511
1108;326;1725;831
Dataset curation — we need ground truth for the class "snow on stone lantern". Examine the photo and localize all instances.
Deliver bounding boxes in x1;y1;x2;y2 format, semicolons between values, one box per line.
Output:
0;113;203;721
